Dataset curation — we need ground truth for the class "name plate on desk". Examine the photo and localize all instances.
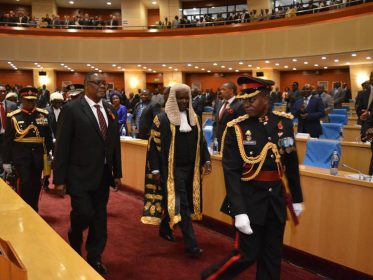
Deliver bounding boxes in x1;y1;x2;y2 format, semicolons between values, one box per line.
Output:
346;174;373;182
0;238;27;280
295;133;310;139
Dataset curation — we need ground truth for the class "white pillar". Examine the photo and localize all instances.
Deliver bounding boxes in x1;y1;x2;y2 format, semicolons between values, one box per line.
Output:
33;68;56;91
121;0;147;29
159;0;181;23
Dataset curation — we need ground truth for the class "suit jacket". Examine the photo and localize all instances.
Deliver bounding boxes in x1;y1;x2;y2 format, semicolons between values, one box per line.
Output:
46;105;59;138
293;96;325;138
37;90;50;108
356;86;373;138
3;100;17;113
133;100;161;140
192;96;204;119
331;87;345;108
214;98;245;151
53;97;122;193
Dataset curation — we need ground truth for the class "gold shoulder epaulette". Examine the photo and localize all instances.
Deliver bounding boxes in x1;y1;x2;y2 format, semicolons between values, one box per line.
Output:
36;108;49;115
227;114;249;127
272;110;294;120
153;115;160;128
7;108;21;117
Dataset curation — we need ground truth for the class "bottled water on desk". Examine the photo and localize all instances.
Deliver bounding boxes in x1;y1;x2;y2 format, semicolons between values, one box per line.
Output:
330;150;339;176
210;138;219;155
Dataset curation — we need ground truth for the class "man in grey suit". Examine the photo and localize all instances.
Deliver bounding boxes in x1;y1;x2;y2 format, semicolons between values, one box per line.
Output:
331;81;345;109
0;85;17;176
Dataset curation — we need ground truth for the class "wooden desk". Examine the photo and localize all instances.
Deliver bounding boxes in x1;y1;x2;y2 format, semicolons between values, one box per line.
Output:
0;182;104;280
296;138;371;174
347;116;358;126
121;139;373;276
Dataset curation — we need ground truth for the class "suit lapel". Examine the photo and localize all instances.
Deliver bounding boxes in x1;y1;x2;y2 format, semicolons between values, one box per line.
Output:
80;97;104;141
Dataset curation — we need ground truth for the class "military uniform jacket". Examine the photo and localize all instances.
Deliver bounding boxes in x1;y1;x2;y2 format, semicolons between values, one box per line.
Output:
221;111;303;225
3;108;53;163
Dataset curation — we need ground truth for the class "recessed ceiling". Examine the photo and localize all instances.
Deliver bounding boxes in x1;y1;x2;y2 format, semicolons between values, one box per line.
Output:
1;51;372;74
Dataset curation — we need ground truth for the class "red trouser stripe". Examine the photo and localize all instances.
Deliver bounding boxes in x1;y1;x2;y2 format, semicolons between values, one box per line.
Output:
207;231;241;280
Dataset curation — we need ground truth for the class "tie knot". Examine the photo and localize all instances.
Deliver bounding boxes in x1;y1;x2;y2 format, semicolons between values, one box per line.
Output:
94;104;101;109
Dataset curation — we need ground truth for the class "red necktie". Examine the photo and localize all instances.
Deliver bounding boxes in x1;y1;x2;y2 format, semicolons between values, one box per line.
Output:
94;105;108;140
219;101;228;121
0;102;6;130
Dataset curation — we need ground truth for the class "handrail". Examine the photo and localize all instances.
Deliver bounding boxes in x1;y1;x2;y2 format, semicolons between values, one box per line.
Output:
0;2;372;38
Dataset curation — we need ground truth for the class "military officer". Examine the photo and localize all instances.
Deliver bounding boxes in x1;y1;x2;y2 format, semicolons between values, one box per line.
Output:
66;84;84;100
202;76;304;280
3;86;53;211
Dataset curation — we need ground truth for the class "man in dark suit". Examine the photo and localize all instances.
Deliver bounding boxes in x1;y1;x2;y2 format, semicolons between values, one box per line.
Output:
133;89;161;140
357;71;373;174
214;82;245;151
191;88;204;119
37;84;50;108
53;72;122;275
292;85;325;138
0;85;18;176
202;76;303;280
331;81;345;109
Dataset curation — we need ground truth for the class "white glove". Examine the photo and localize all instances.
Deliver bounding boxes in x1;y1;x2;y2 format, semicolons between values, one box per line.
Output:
293;203;304;217
234;214;253;235
3;164;12;174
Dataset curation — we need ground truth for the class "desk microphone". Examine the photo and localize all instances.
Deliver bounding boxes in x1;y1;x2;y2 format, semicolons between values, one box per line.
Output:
341;163;369;179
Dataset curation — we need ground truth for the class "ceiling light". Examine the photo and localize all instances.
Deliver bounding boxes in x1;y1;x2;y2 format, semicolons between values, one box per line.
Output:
162;64;166;67
248;64;252;67
221;66;225;68
284;65;289;68
256;66;260;69
137;64;141;67
70;70;74;72
304;62;308;65
91;66;94;69
34;62;38;65
69;1;74;4
60;63;64;66
346;62;351;65
64;65;68;68
194;66;199;69
99;70;102;73
112;64;116;67
324;66;328;69
95;68;98;71
87;64;90;66
292;58;297;62
228;67;232;70
14;68;17;70
68;67;71;70
235;70;239;72
107;2;112;5
213;63;217;66
334;59;339;62
275;63;280;66
187;64;192;67
152;1;157;4
7;62;12;64
238;62;243;65
265;60;270;64
174;68;178;71
314;64;319;67
148;68;152;71
143;66;147;69
293;68;297;70
168;66;173;69
153;70;156;73
207;70;211;73
321;56;327;60
367;56;372;60
118;66;121;69
201;68;205;71
121;68;125;71
351;53;357;57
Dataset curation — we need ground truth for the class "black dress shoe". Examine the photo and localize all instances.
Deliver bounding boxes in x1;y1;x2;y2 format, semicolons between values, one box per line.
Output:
88;261;108;275
186;247;203;258
159;230;175;242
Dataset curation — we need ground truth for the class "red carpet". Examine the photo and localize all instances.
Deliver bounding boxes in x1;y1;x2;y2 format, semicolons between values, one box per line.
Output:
39;190;324;280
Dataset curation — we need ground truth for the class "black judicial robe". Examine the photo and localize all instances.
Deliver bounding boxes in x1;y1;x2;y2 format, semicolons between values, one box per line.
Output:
141;111;210;229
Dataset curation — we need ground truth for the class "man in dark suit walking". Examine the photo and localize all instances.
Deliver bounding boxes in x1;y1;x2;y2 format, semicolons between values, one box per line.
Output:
53;72;122;275
214;82;245;151
292;85;325;138
133;89;161;140
37;84;50;108
0;85;18;176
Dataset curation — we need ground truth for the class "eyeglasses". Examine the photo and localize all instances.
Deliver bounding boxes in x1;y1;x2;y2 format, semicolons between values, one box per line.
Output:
88;80;107;87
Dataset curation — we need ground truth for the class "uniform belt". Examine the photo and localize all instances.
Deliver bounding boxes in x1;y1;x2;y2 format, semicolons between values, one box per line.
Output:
243;170;281;182
14;137;44;143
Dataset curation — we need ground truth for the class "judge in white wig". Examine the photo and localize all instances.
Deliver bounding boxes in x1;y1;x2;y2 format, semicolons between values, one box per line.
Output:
141;83;212;258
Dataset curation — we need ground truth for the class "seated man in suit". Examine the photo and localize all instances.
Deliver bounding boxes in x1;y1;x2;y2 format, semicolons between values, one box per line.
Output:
292;84;325;138
214;82;245;151
133;90;161;140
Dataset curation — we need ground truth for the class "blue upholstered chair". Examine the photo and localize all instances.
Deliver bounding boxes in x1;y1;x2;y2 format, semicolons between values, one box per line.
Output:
329;114;348;125
203;118;214;127
320;123;343;140
303;139;341;169
203;126;213;148
203;106;214;112
332;109;348;115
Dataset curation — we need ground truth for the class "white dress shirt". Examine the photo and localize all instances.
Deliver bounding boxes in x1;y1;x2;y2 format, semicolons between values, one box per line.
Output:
53;107;61;121
84;96;108;126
